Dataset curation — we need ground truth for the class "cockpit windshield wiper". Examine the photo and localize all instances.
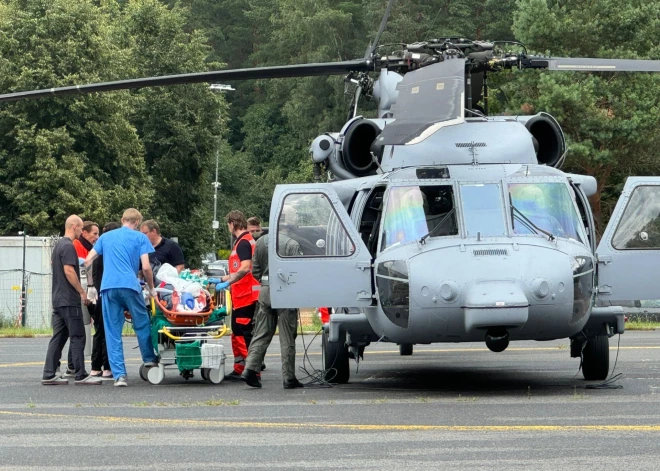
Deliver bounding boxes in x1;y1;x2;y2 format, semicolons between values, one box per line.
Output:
511;204;556;241
420;208;456;244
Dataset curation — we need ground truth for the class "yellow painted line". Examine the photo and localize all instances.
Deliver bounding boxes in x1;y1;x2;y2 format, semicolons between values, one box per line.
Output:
3;346;660;369
0;410;659;432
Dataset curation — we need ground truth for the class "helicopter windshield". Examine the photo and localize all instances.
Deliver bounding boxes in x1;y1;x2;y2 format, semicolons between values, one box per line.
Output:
381;185;458;251
508;183;584;242
460;184;507;237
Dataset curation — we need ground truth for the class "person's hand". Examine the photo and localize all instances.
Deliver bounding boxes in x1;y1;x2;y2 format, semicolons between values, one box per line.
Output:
87;286;98;304
148;288;157;299
216;281;230;291
80;292;90;306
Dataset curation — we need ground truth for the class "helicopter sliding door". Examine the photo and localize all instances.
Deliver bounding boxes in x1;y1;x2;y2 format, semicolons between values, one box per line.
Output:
596;177;660;301
268;185;373;309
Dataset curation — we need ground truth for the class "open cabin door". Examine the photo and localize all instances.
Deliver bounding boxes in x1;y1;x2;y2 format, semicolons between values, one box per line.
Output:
268;185;373;309
596;177;660;301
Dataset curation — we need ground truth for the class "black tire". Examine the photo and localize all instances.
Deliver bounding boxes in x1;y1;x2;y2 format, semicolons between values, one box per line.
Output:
322;328;350;384
399;343;413;356
582;335;609;381
139;364;148;381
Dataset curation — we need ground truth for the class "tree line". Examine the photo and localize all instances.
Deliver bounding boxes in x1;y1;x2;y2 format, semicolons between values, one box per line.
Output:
1;0;659;264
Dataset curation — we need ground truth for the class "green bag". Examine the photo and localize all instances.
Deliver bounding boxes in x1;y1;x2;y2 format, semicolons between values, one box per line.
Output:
175;340;202;372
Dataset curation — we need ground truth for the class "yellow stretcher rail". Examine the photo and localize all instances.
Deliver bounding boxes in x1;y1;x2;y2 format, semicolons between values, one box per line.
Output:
160;324;228;341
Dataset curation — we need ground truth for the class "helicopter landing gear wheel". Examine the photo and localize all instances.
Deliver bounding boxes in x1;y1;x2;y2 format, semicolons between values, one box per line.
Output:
322;328;349;384
399;343;413;356
582;335;609;381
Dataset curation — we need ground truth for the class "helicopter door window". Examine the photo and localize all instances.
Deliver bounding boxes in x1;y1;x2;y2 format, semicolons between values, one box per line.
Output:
277;193;355;257
508;183;585;242
381;185;457;251
460;184;506;237
611;185;660;250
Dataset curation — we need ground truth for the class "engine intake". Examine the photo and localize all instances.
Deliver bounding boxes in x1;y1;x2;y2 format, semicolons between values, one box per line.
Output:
341;119;382;176
518;113;566;168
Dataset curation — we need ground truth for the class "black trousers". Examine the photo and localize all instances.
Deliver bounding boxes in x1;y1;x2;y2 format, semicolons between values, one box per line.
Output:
90;302;110;371
43;306;87;380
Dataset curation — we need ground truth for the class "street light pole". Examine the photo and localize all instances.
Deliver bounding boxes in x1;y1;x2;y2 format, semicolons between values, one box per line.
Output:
209;83;234;249
212;146;220;241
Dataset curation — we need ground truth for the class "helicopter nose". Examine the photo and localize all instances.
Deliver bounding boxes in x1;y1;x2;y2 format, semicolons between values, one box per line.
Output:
463;280;530;333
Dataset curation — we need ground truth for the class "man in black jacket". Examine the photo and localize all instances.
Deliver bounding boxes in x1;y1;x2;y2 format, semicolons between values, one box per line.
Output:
139;220;185;273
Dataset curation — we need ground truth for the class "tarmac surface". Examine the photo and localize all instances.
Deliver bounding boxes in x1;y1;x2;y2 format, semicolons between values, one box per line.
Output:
2;331;660;470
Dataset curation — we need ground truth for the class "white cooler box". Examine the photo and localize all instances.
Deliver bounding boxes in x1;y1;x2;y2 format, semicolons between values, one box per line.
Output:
200;343;225;370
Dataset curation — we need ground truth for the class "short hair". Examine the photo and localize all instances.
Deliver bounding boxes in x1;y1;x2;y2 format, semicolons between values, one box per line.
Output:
82;221;98;233
65;215;83;230
141;219;161;234
247;217;261;227
225;210;247;230
103;221;121;234
121;208;143;225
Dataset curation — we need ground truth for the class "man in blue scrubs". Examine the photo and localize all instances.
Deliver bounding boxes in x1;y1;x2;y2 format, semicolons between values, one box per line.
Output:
85;208;158;387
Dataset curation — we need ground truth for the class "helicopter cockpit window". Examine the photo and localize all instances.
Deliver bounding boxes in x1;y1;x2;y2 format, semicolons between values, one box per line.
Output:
612;186;660;250
460;184;506;237
277;193;355;257
508;183;584;242
381;185;457;251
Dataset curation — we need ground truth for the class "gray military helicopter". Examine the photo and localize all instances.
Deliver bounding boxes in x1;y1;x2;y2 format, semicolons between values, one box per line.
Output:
3;0;660;384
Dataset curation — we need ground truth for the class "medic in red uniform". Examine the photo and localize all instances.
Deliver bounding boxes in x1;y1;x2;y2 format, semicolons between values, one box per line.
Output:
218;211;260;380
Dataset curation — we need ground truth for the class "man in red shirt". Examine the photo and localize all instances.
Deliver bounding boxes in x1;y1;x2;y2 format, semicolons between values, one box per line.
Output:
73;221;99;259
216;210;260;380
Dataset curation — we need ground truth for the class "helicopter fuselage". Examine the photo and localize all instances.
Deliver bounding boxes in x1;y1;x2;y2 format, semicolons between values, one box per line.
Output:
340;163;595;347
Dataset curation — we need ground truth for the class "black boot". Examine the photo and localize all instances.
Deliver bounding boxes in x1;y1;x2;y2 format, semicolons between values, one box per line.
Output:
242;369;262;388
283;377;304;389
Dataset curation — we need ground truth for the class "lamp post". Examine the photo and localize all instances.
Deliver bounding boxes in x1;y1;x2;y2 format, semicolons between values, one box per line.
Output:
209;83;235;248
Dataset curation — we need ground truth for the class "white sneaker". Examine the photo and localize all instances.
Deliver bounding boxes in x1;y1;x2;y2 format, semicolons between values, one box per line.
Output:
62;369;76;378
114;375;128;387
75;375;102;385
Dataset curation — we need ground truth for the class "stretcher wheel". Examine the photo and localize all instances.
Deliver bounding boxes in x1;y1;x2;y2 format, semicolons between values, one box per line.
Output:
207;367;223;384
147;364;165;385
139;364;149;381
200;368;209;381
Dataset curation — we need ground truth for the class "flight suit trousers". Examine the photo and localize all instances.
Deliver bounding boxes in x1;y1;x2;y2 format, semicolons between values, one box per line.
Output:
245;286;298;381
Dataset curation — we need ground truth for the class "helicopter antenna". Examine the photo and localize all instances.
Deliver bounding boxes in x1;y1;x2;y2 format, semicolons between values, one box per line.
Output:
347;0;395;120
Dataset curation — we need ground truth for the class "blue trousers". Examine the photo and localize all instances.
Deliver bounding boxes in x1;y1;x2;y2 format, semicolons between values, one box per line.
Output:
102;288;157;378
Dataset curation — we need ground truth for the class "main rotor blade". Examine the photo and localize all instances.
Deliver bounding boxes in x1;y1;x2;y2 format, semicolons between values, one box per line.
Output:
0;60;370;103
528;57;660;72
366;0;396;59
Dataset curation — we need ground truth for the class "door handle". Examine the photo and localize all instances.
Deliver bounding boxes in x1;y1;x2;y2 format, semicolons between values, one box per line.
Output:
277;270;288;283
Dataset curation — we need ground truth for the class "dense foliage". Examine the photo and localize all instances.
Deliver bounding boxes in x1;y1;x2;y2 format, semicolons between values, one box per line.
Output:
1;0;659;263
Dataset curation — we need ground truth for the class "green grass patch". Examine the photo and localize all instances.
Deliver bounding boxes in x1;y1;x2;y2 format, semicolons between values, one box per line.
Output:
625;321;660;331
0;327;53;338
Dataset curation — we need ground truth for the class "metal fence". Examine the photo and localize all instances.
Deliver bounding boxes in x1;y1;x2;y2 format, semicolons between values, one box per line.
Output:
0;270;52;329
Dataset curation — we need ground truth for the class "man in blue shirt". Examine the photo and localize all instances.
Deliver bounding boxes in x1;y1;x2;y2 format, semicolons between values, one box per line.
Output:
85;208;158;387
